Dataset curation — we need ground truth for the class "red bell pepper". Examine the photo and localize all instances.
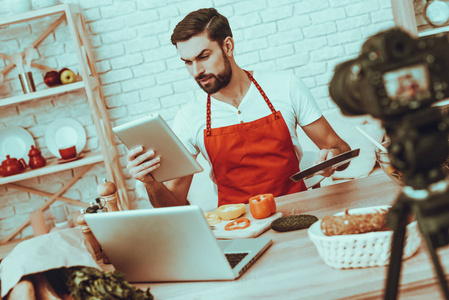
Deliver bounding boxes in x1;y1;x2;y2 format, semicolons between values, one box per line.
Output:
249;193;277;219
224;217;251;231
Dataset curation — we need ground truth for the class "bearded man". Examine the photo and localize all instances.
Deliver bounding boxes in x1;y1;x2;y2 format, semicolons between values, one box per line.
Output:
126;8;350;208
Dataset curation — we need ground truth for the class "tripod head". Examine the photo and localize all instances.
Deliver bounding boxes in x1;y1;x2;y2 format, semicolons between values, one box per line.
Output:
382;106;449;189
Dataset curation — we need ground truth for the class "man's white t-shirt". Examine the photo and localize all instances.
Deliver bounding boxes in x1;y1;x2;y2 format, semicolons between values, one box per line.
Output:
172;70;322;176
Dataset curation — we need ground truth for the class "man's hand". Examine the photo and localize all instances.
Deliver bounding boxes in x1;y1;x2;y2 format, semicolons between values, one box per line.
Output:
302;116;351;177
314;148;339;177
126;146;161;184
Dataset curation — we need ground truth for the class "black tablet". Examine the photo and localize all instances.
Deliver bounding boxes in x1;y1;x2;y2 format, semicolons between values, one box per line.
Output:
290;148;360;182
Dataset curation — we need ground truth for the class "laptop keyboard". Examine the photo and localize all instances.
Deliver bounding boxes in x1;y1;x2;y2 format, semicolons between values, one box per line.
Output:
225;252;249;268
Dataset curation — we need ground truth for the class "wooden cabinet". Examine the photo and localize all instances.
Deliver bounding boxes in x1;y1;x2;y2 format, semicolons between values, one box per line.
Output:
0;3;129;242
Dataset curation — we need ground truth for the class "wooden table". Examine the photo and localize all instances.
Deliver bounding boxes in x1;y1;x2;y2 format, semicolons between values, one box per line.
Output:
125;174;449;299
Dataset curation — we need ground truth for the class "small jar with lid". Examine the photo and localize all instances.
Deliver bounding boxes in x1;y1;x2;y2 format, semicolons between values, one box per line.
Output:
28;145;46;169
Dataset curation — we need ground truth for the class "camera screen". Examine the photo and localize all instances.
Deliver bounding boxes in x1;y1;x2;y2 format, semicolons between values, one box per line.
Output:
383;64;430;101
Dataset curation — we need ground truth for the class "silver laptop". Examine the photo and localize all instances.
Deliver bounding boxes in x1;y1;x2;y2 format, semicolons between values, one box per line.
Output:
84;205;272;282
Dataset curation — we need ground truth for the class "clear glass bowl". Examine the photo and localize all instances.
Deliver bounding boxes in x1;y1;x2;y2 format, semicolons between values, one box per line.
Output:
374;141;403;184
375;141;449;184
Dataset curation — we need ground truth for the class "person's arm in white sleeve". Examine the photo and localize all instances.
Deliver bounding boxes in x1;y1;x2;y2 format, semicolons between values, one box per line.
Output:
126;112;197;207
290;73;350;176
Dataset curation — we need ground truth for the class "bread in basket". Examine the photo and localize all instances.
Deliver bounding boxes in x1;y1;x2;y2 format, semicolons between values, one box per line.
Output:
308;205;421;269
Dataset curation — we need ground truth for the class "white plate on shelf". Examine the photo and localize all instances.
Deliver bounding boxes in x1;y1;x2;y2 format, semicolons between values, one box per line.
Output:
45;118;86;158
0;126;35;161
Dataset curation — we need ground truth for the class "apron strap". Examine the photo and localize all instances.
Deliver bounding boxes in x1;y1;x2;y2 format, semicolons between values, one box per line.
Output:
243;70;277;116
206;96;212;136
206;70;279;136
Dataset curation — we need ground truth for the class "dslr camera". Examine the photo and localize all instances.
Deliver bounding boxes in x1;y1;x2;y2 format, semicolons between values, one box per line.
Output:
329;28;449;189
329;29;449;299
329;28;449;120
329;28;449;299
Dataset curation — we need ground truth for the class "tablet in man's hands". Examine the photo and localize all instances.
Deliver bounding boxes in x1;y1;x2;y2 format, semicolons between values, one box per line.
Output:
112;114;203;182
290;148;360;182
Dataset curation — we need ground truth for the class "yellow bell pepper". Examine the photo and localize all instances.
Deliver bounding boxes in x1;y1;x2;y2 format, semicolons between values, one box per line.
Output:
216;204;245;220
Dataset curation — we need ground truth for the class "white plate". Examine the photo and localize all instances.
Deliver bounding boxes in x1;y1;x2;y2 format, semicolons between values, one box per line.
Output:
45;118;86;158
0;126;35;162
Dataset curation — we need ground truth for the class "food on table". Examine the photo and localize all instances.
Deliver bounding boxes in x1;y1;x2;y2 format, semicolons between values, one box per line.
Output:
47;266;153;299
271;214;318;232
308;206;421;270
6;267;154;299
320;208;388;236
204;212;222;225
249;193;276;219
387;165;402;181
375;144;404;184
216;203;245;220
224;217;251;231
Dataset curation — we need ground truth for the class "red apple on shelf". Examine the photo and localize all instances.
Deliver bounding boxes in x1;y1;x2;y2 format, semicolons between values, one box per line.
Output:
59;68;77;84
43;70;61;87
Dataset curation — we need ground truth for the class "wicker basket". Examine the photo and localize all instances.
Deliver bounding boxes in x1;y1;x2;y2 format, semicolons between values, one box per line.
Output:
308;206;421;269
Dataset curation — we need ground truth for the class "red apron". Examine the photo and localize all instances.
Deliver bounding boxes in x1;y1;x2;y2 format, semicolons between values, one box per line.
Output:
204;70;306;207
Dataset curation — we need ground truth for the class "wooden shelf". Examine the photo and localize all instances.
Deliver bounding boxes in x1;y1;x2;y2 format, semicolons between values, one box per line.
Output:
0;151;104;185
419;25;449;37
0;3;130;243
0;4;71;26
0;81;85;107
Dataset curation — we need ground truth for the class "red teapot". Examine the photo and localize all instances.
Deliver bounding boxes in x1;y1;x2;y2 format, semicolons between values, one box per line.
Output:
0;155;27;177
28;145;46;169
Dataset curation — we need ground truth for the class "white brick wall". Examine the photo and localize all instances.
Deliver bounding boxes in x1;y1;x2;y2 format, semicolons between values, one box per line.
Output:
0;0;399;240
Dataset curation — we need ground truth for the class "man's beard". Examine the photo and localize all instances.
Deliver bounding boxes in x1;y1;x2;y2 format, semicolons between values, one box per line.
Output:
195;51;232;95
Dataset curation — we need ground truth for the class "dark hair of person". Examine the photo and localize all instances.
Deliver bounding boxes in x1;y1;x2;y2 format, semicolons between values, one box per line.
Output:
171;8;233;46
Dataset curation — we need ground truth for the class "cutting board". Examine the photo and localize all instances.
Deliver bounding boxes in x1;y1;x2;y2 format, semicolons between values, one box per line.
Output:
210;209;282;239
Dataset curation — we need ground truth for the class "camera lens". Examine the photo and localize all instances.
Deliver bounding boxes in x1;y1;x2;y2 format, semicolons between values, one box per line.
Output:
388;30;413;59
393;41;405;55
329;60;367;116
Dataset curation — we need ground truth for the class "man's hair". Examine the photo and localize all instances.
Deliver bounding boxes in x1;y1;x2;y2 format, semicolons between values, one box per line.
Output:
171;8;232;46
